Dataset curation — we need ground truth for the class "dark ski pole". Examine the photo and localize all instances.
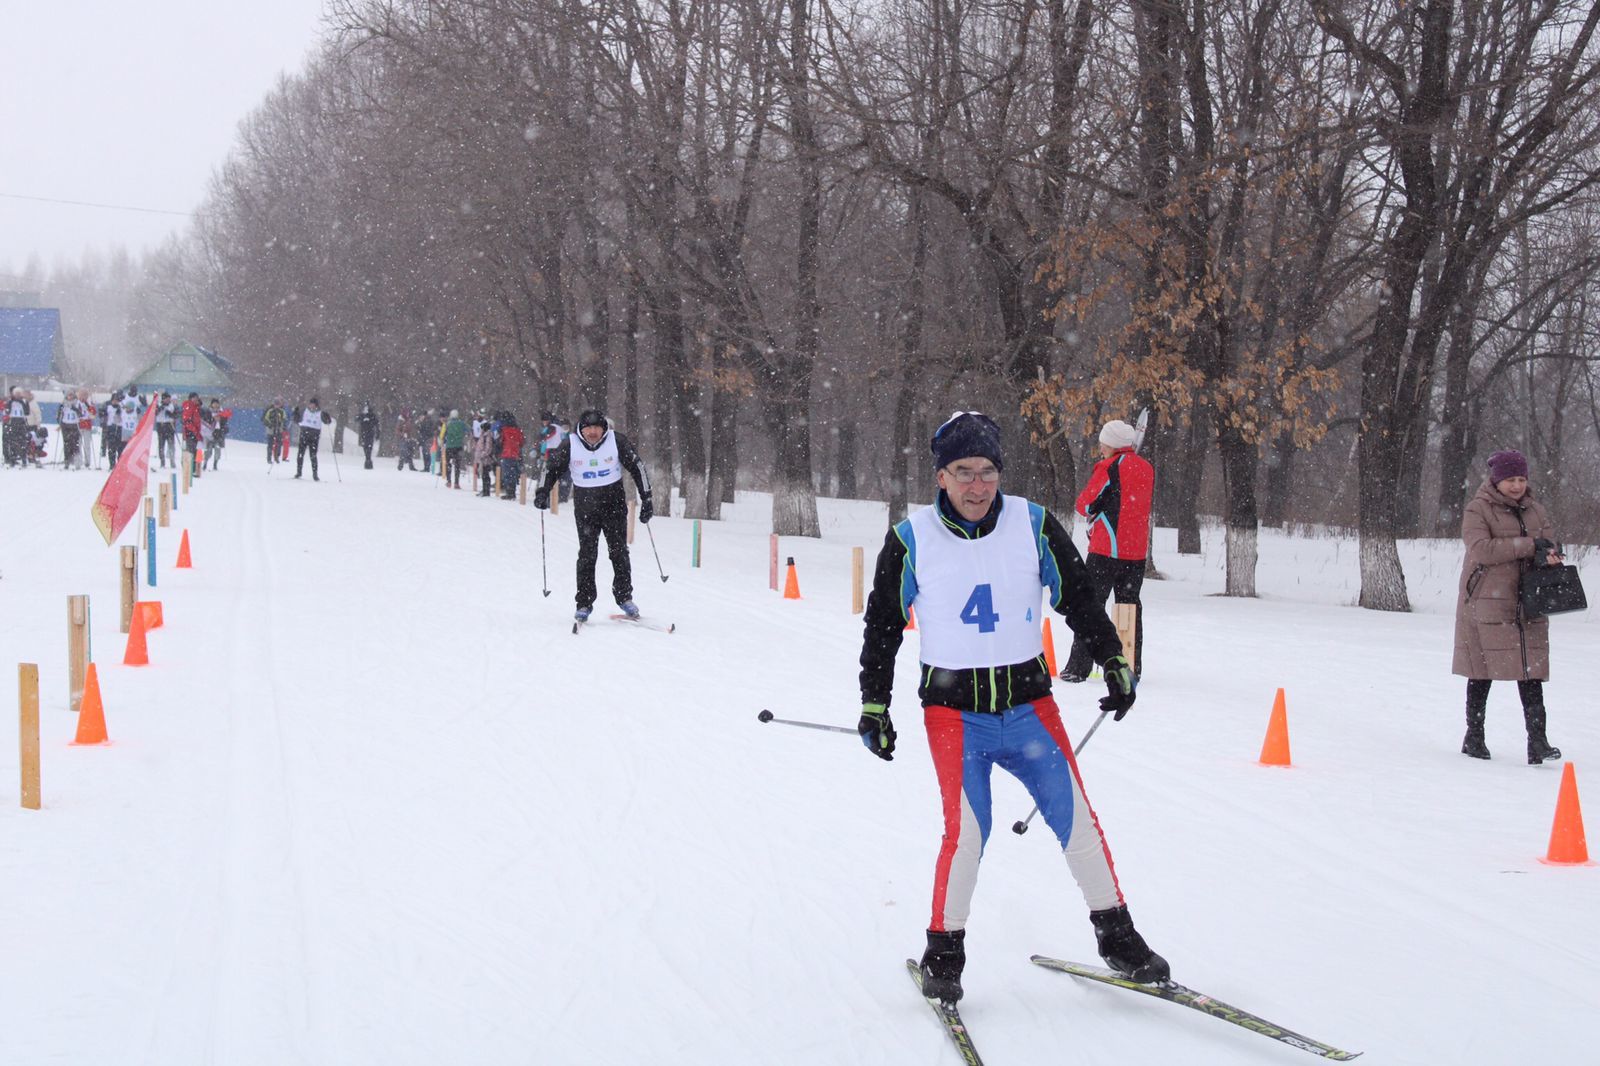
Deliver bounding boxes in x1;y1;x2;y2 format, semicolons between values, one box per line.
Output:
757;709;857;735
1012;709;1111;834
330;439;342;483
646;523;669;582
540;510;551;597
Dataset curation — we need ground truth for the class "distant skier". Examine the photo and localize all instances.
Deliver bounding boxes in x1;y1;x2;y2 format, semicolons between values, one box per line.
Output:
264;400;287;466
357;402;380;469
103;390;126;466
1061;418;1154;682
205;399;229;469
56;392;84;469
3;388;29;466
181;392;203;473
153;391;178;468
535;409;654;623
855;411;1163;1005
293;397;331;480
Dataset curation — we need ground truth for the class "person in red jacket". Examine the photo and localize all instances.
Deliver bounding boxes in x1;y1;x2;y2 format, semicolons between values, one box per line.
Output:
1062;419;1154;682
180;392;204;475
497;410;525;500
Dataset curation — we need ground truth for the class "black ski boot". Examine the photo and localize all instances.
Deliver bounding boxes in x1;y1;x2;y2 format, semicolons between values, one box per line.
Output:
1462;702;1490;760
1090;906;1169;984
1524;704;1562;765
918;929;965;1003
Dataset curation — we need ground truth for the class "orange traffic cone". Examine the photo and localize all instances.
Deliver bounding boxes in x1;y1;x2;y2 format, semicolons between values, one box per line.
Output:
176;529;193;569
123;603;150;666
1258;687;1291;766
137;600;164;630
783;557;802;599
1042;618;1058;677
905;605;916;631
1540;763;1593;866
71;663;110;745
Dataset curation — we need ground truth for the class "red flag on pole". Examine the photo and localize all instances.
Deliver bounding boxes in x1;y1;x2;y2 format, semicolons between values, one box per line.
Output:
90;401;156;546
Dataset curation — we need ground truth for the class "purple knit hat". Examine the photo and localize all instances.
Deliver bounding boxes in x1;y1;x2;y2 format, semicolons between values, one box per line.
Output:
1487;449;1528;483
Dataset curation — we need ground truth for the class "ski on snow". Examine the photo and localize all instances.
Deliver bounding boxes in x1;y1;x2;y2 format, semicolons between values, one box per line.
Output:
906;960;985;1066
572;615;676;634
1030;956;1362;1061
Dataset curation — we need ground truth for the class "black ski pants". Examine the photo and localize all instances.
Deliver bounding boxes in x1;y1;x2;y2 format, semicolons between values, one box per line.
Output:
575;496;632;610
155;424;175;466
296;429;321;477
1064;554;1145;678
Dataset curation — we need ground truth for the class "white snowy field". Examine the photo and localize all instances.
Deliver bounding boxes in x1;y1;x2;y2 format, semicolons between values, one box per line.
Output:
1;443;1595;1066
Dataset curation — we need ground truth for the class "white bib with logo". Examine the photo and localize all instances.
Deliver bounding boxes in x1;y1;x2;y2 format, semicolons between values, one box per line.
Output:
568;429;623;487
908;495;1045;669
300;408;324;430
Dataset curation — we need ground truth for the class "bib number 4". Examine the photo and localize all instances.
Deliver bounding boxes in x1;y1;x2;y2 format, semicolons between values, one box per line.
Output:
959;583;1000;633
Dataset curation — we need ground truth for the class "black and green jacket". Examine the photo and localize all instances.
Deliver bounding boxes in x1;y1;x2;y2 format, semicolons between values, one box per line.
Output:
858;492;1123;713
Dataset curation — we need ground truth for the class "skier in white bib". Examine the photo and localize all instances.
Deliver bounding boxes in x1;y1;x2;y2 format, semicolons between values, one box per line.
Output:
856;412;1165;1005
535;409;654;622
293;397;332;480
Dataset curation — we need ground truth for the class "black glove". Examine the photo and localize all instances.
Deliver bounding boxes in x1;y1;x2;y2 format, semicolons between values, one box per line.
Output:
858;703;896;761
533;487;550;510
1099;655;1137;721
639;494;654;523
1533;538;1556;567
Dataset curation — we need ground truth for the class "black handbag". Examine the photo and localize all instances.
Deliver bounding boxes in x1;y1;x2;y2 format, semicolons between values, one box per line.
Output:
1513;508;1587;617
1521;564;1588;618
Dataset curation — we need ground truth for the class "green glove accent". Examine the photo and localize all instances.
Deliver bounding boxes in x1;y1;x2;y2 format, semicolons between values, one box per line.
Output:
1100;655;1137;720
858;703;896;760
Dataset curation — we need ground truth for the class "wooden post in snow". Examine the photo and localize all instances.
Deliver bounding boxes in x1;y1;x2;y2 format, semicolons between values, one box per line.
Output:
67;596;89;714
19;664;41;810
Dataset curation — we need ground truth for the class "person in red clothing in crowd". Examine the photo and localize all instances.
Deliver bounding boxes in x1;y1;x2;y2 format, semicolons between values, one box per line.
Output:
1061;418;1154;682
497;410;525;500
180;392;204;474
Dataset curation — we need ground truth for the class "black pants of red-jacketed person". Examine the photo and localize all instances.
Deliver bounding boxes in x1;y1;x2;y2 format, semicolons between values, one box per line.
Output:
1064;554;1144;679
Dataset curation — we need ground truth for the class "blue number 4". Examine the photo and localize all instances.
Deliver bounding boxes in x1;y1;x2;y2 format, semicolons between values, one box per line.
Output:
960;584;1000;633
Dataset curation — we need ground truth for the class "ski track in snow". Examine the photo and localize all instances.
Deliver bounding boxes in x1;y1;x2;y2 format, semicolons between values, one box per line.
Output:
1;443;1596;1065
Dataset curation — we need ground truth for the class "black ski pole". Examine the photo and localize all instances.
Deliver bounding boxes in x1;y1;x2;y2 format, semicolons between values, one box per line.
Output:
540;509;551;597
1012;708;1111;834
757;709;857;735
646;523;669;582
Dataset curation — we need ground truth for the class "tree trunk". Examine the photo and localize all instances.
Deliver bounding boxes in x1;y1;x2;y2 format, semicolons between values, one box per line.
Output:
772;0;821;537
1357;420;1412;611
1172;407;1208;554
706;338;740;516
768;387;820;536
1218;432;1259;596
623;271;641;436
644;283;679;518
1261;429;1295;528
836;420;858;499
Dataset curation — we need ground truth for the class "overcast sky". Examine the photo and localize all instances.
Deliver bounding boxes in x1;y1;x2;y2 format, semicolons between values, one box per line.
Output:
0;0;329;279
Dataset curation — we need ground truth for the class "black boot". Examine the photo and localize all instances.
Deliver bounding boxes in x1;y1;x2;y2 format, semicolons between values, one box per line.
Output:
917;929;966;1003
1462;702;1490;760
1524;704;1562;765
1090;906;1169;984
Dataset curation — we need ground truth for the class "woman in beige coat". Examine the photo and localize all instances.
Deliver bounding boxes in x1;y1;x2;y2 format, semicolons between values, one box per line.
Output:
1452;449;1565;763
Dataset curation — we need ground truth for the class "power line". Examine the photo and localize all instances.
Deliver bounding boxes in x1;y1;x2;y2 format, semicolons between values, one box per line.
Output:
0;191;191;217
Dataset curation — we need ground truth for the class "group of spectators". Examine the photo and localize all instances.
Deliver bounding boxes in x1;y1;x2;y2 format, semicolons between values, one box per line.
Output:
357;405;572;500
2;386;231;471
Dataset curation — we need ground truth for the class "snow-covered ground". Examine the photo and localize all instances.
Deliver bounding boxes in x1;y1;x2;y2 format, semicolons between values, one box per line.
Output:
1;443;1595;1066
